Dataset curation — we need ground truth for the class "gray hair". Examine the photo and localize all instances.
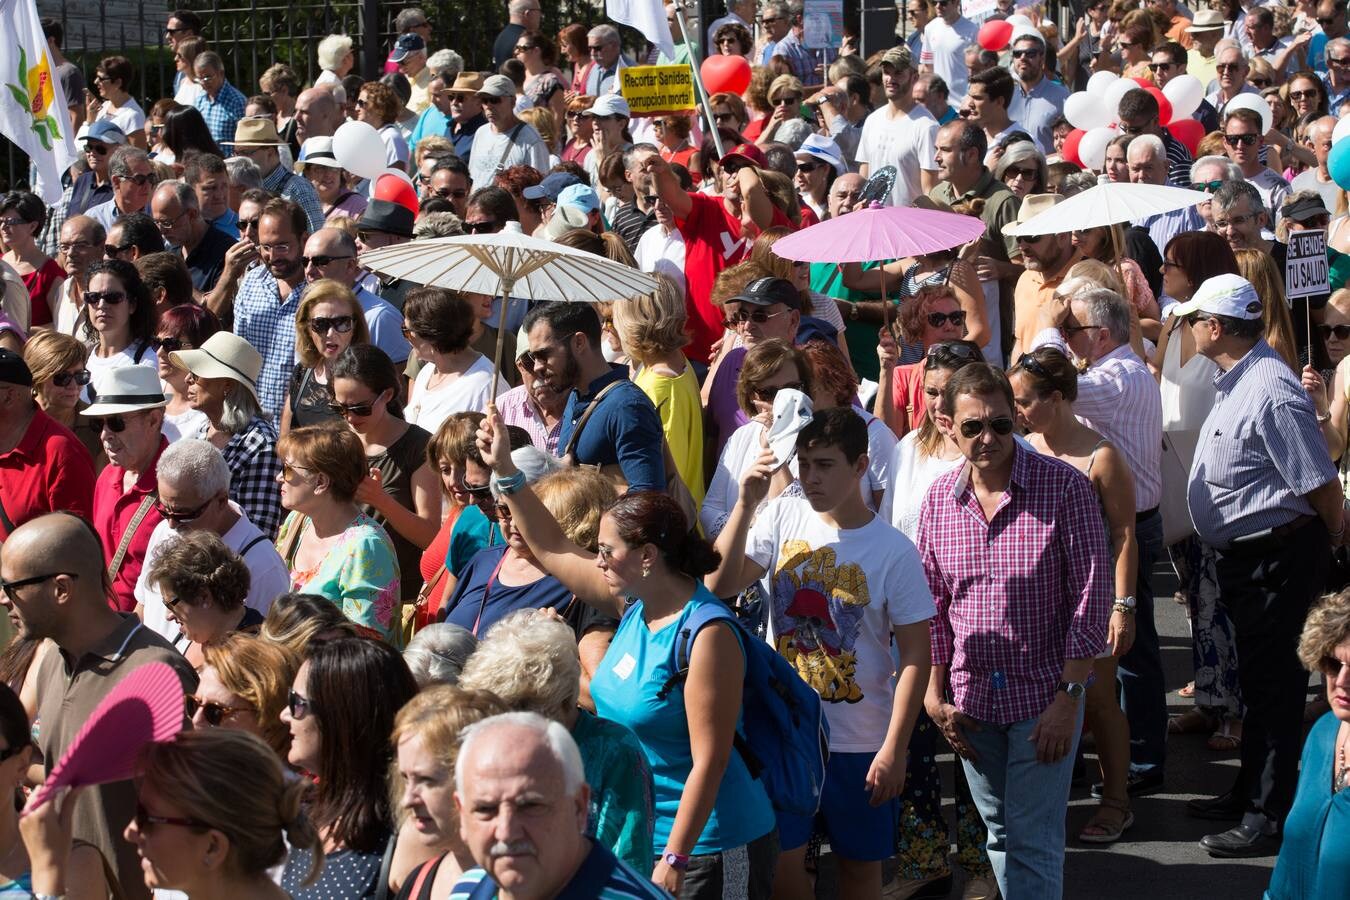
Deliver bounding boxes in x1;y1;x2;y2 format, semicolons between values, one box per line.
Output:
508;0;536;14
427;49;463;79
1189;154;1243;185
455;711;585;797
1074;287;1132;346
224;156;262;189
490;446;563;498
156;439;231;501
761;0;789;16
1125;133;1165;161
588;24;620;45
109;145;150;180
403;623;477;688
1212;178;1266;218
317;34;353;71
412;211;464;239
775;118;815;149
1328;37;1350;65
155;179;198;210
622;143;660;175
458;610;581;721
218;384;263;434
194;51;224;72
394;7;429;31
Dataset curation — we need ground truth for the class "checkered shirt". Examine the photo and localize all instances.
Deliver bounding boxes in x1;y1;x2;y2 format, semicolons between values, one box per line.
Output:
193;81;247;148
233;264;302;422
221;416;283;539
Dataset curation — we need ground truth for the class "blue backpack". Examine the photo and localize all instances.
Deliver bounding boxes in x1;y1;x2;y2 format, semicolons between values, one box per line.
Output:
657;600;830;818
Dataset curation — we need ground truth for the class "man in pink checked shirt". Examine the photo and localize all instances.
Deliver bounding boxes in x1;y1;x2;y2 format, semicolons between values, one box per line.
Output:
915;363;1112;900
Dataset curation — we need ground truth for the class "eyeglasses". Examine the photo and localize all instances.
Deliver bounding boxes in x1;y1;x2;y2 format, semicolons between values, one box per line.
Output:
752;380;805;403
185;695;249;726
308;315;355;335
1250;78;1272;88
713;112;738;122
724;308;789;327
104;242;132;257
1182;312;1215;327
303;254;353;268
354;98;368;108
1016;353;1052;380
1223;133;1259;147
797;162;821;174
1118;40;1138;48
281;461;313;482
1118;120;1150;136
1289;90;1320;102
152;336;188;354
1004;166;1039;181
86;290;127;307
923;340;981;370
87;415;128;433
0;218;29;229
1318;655;1350;678
1011;48;1043;59
431;187;468;200
152;210;188;230
46;368;92;390
759;15;782;23
1061;322;1102;335
927;310;967;328
1318;16;1341;25
1215;63;1245;73
58;240;94;254
513;44;535;53
161;592;193;611
1147;62;1173;72
238;217;260;231
115;173;155;187
134;803;210;832
154;493;214;523
259;243;292;255
1331;55;1350;67
1192;179;1224;192
493;503;513;522
328;399;376;417
958;416;1015;439
464;219;498;234
773;95;801;106
1213;213;1254;229
458;475;493;498
85;143;110;156
0;572;75;602
1318;323;1350;340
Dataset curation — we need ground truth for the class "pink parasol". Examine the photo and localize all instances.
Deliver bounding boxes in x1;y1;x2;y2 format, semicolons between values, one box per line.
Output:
769;204;990;264
26;661;187;814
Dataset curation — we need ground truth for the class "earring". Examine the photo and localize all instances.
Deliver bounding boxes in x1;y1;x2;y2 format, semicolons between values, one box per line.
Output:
642;560;651;578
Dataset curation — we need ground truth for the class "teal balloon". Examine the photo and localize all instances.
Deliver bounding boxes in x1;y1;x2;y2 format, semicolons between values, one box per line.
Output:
1331;138;1350;191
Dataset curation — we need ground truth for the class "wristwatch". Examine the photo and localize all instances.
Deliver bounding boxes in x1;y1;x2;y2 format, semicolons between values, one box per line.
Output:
1057;680;1086;700
848;301;860;321
662;850;691;871
1113;595;1137;614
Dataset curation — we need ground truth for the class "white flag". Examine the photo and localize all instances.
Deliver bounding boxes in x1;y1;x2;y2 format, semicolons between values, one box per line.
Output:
0;0;76;202
606;0;676;62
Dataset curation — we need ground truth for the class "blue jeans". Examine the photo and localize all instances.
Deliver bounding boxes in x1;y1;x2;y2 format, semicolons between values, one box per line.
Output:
1119;509;1167;775
960;706;1084;900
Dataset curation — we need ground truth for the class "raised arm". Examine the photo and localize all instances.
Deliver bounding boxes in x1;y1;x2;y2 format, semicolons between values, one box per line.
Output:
705;443;776;596
644;154;692;220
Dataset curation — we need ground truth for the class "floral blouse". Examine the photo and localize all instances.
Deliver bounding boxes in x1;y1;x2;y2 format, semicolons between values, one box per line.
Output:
277;510;402;645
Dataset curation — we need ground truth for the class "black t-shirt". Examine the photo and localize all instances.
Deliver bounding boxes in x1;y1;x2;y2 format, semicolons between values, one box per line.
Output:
185;225;237;292
493;23;525;68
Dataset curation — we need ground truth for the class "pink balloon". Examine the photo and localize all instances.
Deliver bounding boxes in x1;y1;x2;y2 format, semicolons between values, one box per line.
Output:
700;55;752;96
374;173;418;215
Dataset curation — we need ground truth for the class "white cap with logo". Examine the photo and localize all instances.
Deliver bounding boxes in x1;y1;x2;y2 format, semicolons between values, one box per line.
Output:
1170;273;1264;321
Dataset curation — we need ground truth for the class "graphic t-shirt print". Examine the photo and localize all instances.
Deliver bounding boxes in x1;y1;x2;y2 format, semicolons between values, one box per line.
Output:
771;539;869;704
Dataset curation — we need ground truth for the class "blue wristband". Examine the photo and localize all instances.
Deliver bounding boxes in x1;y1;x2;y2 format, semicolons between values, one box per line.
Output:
492;470;526;495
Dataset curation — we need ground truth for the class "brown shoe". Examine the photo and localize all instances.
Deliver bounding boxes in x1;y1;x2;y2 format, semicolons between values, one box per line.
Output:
963;873;1000;900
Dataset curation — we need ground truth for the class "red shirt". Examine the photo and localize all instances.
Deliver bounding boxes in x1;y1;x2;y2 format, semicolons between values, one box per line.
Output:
93;437;167;612
0;408;95;539
891;362;928;432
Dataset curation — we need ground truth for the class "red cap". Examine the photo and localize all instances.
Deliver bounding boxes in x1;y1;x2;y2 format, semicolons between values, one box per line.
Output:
720;142;768;170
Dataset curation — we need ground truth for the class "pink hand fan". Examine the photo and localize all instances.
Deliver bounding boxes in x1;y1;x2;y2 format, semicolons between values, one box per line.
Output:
26;660;186;813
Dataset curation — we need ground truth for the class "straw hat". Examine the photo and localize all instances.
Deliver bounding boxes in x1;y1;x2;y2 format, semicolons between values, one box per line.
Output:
80;367;168;416
169;332;263;403
1001;194;1063;237
231;117;286;147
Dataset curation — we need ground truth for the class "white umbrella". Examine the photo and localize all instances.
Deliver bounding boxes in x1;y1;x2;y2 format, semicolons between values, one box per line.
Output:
1005;180;1201;236
359;223;660;399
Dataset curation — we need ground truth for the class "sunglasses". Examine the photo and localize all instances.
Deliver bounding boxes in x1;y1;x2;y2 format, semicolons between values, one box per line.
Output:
85;143;110;156
1192;179;1224;193
281;461;313;482
1016;353;1052;379
154;496;213;523
115;173;155;186
1318;16;1340;25
1319;655;1350;678
150;336;185;353
1215;63;1245;73
50;368;91;387
1118;40;1138;48
725;308;789;326
459;475;493;497
308;315;355;334
927;310;967;328
773;95;801;106
104;242;133;257
135;803;210;832
1318;323;1350;340
303;254;353;267
923;340;981;369
85;290;127;306
287;689;313;720
958;416;1015;439
713;112;738;122
1331;56;1350;67
1147;62;1173;71
186;695;249;726
328;399;376;417
752;380;805;403
1289;90;1320;102
87;415;128;433
1223;133;1259;147
1250;78;1272;88
464;219;498;234
0;572;75;602
797;161;822;174
238;217;260;231
1011;48;1043;59
1004;166;1039;180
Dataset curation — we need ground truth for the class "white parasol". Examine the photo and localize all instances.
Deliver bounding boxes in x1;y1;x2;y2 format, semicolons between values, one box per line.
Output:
1004;180;1202;236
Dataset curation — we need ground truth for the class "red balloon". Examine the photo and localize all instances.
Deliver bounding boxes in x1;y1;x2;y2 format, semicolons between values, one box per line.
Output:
978;19;1014;51
1166;118;1204;155
1144;86;1173;127
374;172;418;215
700;54;752;96
1061;128;1086;168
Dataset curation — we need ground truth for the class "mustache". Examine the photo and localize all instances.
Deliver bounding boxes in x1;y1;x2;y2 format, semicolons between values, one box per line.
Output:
489;840;537;858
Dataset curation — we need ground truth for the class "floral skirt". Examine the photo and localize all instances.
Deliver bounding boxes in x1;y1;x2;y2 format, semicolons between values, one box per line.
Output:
1174;537;1244;718
895;710;993;880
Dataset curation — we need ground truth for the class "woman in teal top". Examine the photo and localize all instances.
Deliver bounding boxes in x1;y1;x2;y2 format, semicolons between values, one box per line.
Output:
475;406;777;900
1266;593;1350;899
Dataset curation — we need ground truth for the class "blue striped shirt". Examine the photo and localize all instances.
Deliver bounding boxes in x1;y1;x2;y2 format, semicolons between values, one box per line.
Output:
1187;340;1337;548
448;840;670;898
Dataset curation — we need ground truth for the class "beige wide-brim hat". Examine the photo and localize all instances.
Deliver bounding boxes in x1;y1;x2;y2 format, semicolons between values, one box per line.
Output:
80;365;169;417
1001;193;1063;237
231;116;286;147
169;332;263;403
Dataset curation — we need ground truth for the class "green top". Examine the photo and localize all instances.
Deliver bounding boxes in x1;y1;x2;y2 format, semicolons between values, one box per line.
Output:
809;260;901;382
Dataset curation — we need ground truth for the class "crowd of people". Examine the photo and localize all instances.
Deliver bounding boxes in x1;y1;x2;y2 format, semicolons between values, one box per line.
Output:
0;0;1349;898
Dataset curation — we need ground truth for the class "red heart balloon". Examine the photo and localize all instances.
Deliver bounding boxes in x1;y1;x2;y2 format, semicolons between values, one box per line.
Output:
1166;118;1204;155
978;20;1014;51
1061;128;1086;168
374;172;419;215
700;54;752;96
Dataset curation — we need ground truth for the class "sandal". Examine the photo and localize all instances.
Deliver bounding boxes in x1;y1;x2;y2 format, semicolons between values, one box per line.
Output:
1178;681;1196;698
1168;707;1218;735
1207;718;1242;751
1078;799;1134;844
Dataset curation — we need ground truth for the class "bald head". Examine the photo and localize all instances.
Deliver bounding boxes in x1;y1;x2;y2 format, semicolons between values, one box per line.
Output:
5;513;106;586
295;88;343;142
829;173;866;217
0;513;111;643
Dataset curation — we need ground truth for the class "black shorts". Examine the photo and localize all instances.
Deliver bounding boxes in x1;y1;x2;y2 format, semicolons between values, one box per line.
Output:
679;829;779;900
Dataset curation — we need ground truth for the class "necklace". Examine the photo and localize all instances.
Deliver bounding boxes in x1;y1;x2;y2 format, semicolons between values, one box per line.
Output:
1337;728;1350;793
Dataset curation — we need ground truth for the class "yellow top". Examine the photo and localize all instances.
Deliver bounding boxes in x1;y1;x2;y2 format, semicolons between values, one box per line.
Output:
635;363;706;506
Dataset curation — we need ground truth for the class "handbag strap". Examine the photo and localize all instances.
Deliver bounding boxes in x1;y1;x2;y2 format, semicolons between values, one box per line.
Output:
561;379;626;463
107;493;156;581
278;515;308;568
472;551;511;637
495;122;526;173
374;829;396;900
416;562;447;606
0;489;15;537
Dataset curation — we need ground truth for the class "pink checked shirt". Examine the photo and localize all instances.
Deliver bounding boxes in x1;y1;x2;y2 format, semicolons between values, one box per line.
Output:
915;443;1112;724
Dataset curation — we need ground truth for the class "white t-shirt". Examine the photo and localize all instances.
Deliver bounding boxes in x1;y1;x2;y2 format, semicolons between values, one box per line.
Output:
467;121;550;191
135;503;290;643
857;105;939;208
162;406;209;444
921;17;980;99
405;353;509;436
100;98;146;136
635;225;687;296
379;123;411;167
746;496;936;753
880;431;964;541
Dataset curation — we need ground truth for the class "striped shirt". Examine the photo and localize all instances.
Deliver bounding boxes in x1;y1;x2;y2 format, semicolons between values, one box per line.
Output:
1031;331;1163;510
448;840;670;898
1161;129;1193;189
916;442;1111;724
1187;339;1337;548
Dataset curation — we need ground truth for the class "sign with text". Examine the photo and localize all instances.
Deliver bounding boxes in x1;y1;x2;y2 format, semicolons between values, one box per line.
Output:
803;0;843;49
1286;229;1329;301
619;65;695;118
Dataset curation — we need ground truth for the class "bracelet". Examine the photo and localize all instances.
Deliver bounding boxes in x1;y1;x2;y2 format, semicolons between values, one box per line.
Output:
1318;410;1332;423
491;470;526;495
1113;602;1137;615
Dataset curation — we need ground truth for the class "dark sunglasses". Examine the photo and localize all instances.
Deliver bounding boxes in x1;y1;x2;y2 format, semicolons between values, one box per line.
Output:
958;416;1015;439
104;242;133;257
1288;89;1320;102
1147;62;1173;72
0;572;76;602
797;161;822;174
773;95;801;106
1011;48;1043;59
238;217;260;230
135;803;210;832
1191;179;1225;193
1016;353;1052;380
154;496;213;523
287;689;313;719
303;254;353;267
464;219;498;234
85;142;110;155
1223;135;1259;148
308;315;355;334
328;400;376;417
87;415;128;433
1319;655;1349;678
1004;165;1039;181
1215;63;1245;73
50;369;91;387
927;310;967;328
85;290;127;306
924;340;981;369
186;694;249;726
459;475;493;498
752;380;805;403
725;308;788;326
151;336;185;353
116;173;155;186
1318;323;1350;340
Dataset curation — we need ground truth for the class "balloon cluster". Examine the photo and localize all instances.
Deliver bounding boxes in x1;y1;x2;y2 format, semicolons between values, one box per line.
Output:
331;121;418;215
1057;72;1269;172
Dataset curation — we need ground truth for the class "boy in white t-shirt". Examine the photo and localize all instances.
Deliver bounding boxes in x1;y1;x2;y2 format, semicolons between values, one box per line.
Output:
707;406;935;900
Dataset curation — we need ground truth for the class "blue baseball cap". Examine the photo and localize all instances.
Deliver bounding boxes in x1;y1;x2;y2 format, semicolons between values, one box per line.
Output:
84;120;128;146
522;172;581;202
556;183;600;214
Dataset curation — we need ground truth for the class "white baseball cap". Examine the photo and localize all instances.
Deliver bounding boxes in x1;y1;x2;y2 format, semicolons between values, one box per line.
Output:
1170;273;1264;321
586;94;631;118
794;134;845;176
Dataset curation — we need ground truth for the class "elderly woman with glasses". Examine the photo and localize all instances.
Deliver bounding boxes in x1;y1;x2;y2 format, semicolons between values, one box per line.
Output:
995;140;1047;198
146;530;263;666
280;278;371;435
275;424;402;643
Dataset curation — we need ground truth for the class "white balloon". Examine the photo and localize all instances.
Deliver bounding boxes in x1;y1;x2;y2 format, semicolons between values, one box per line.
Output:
1064;91;1112;131
1103;79;1139;122
332;121;388;181
1006;13;1033;27
1222;93;1272;135
1333;115;1350;146
1079;126;1118;172
1086;70;1120;98
1162;74;1204;121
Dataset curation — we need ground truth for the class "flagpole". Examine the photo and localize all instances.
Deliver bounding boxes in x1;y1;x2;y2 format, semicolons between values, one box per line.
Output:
673;0;726;160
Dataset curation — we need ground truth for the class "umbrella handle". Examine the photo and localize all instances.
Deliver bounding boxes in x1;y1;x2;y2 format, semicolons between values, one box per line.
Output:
490;281;511;404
